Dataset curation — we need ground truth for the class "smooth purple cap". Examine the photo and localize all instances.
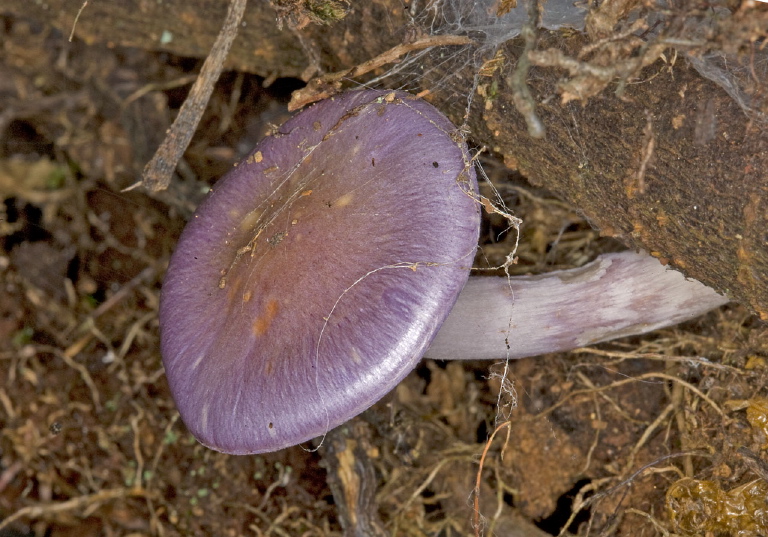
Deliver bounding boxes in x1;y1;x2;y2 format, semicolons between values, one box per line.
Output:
159;90;480;454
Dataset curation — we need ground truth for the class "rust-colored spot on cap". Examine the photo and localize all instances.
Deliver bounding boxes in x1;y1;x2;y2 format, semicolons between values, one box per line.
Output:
253;299;279;336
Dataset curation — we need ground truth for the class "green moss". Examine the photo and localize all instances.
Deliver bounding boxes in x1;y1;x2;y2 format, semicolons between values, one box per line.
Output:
11;326;34;348
305;0;349;25
45;166;67;190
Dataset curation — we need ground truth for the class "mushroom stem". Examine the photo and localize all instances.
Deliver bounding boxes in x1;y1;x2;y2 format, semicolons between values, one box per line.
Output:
426;250;729;360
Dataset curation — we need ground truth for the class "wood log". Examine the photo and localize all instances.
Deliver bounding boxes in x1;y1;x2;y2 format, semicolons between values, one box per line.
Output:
3;0;766;316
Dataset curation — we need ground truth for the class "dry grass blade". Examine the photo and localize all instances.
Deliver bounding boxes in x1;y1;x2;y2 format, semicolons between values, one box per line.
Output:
0;487;151;531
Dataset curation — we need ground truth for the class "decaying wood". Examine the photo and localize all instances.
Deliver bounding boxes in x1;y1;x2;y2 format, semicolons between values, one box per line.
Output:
3;0;767;316
320;419;388;537
469;34;768;319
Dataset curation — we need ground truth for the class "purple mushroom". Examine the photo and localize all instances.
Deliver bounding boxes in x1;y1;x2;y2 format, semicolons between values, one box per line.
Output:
160;90;481;454
159;89;728;455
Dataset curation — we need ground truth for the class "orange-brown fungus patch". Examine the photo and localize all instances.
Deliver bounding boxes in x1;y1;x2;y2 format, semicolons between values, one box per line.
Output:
252;298;279;336
226;276;242;299
333;192;354;208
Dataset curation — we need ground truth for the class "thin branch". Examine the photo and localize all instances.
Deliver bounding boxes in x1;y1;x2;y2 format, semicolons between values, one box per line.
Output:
0;487;150;531
288;34;472;111
69;1;89;42
128;0;248;192
508;0;545;138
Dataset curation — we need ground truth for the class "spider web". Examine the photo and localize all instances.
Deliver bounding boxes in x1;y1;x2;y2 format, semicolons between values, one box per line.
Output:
367;0;767;125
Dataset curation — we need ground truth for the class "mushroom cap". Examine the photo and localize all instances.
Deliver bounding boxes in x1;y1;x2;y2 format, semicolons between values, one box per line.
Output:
159;90;480;454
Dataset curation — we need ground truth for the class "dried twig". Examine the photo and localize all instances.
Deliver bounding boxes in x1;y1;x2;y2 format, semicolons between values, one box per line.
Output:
473;421;511;537
128;0;248;192
288;35;472;111
69;1;89;42
0;487;150;531
531;371;727;422
571;348;745;375
507;0;545;138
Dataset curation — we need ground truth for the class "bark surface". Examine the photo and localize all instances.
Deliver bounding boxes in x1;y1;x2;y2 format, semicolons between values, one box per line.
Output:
4;0;766;316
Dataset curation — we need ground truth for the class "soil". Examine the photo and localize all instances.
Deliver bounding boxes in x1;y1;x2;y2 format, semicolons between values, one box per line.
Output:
2;11;768;537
